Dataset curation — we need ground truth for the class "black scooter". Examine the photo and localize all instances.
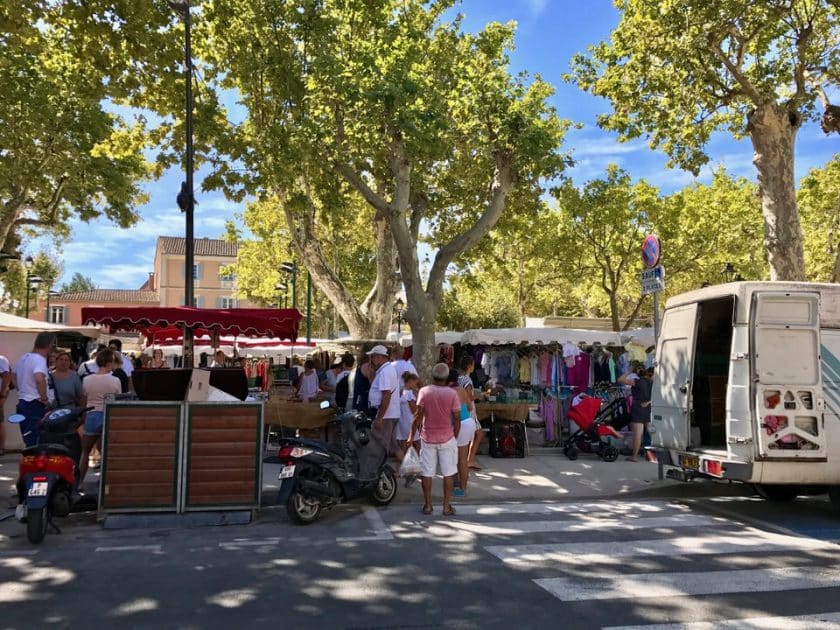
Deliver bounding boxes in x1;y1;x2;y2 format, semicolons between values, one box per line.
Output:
266;410;397;524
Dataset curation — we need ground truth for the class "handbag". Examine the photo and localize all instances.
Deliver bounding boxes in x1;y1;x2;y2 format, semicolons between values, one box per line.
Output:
399;446;422;477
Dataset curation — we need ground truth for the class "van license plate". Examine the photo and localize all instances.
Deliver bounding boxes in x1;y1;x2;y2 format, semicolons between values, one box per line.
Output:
278;465;296;480
28;482;48;497
680;455;699;470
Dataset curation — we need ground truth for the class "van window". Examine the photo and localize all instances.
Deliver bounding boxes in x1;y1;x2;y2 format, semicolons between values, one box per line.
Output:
691;297;735;448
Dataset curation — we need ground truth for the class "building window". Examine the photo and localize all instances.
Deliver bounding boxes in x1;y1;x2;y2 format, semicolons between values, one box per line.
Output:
219;272;235;282
49;306;65;324
192;264;200;280
219;297;236;309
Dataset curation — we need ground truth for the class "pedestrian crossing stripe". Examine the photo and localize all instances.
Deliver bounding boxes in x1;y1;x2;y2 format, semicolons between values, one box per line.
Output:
603;611;840;629
452;500;687;517
535;565;840;601
485;528;838;565
439;513;718;536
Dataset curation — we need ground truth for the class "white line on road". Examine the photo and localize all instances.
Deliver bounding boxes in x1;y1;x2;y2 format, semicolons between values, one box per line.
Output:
603;611;840;630
0;550;39;556
535;565;840;602
95;545;162;553
486;529;839;565
451;501;685;517
440;514;717;536
218;537;282;549
336;506;393;542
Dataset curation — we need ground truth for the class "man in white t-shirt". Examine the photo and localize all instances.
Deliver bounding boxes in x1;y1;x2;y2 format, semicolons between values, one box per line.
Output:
367;345;401;458
14;332;55;447
389;345;418;381
108;339;134;378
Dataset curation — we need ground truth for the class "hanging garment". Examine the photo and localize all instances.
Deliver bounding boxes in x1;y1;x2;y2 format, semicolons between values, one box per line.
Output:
519;355;531;383
530;355;540;387
566;352;591;391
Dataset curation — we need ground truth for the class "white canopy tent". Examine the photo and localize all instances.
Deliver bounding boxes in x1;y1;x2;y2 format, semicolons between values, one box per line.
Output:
145;335;323;359
1;311;102;451
397;331;465;347
461;327;623;347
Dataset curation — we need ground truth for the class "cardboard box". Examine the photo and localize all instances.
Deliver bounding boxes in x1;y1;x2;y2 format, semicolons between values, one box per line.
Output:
186;369;212;401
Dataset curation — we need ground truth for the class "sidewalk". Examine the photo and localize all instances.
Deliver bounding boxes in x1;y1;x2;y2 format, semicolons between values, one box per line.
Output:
1;443;752;517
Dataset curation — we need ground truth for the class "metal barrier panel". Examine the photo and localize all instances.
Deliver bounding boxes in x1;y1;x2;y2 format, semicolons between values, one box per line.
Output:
183;402;263;511
99;402;183;514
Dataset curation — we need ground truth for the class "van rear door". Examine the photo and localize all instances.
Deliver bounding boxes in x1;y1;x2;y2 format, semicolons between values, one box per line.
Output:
652;303;698;450
752;291;826;459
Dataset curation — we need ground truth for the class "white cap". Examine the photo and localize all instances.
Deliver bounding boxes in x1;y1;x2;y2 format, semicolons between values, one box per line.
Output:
366;344;389;357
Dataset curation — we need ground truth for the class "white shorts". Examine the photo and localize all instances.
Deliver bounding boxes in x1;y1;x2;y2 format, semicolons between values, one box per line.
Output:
419;437;458;477
456;418;476;447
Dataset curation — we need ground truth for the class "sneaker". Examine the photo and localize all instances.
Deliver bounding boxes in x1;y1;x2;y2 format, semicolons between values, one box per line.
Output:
15;504;26;522
453;488;465;497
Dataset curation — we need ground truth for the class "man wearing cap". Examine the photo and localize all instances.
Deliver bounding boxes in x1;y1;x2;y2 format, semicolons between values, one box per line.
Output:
366;345;401;459
410;362;461;515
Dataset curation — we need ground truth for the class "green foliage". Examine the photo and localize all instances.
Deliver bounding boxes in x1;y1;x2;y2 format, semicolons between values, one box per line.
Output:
59;272;97;294
436;282;520;331
0;251;62;316
0;1;194;254
568;0;840;173
798;155;840;282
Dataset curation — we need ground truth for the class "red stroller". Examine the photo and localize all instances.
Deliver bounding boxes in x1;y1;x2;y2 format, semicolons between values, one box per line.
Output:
563;396;622;462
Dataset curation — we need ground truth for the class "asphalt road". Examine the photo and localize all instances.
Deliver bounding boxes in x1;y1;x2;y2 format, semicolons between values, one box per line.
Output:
1;493;839;629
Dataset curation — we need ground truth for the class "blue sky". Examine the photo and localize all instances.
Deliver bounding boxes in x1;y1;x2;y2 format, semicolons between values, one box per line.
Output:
38;0;838;289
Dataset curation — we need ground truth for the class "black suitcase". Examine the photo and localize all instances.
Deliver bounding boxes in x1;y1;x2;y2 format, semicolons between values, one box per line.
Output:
489;419;526;458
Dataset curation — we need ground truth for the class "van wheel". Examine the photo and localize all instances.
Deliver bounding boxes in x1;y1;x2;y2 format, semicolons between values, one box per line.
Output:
828;486;840;514
754;484;800;502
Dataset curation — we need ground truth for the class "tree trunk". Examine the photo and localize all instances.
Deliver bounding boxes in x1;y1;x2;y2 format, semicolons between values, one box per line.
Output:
748;104;805;281
404;297;438;382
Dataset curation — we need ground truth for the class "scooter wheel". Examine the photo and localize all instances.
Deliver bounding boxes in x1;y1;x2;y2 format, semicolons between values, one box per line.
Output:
26;507;48;544
286;491;322;525
602;446;620;462
370;468;397;506
565;446;579;461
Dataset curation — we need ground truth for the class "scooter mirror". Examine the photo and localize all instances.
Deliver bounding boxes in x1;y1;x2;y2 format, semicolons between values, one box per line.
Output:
7;414;25;424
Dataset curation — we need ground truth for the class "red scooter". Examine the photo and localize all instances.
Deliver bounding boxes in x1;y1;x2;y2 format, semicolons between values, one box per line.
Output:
8;406;92;544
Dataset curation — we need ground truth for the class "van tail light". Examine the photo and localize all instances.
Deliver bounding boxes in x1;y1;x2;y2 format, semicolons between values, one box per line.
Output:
704;460;723;477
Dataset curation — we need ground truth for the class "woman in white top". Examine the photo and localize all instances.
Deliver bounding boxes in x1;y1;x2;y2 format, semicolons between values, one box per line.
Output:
291;359;320;402
79;349;122;484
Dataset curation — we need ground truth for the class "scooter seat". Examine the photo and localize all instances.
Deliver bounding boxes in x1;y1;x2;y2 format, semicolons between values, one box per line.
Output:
22;444;72;457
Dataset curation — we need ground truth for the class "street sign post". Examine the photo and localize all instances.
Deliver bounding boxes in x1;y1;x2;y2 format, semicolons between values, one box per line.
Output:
641;235;663;343
640;265;665;295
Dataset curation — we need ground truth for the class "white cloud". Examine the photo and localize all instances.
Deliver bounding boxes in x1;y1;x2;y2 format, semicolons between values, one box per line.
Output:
524;0;548;15
570;136;648;159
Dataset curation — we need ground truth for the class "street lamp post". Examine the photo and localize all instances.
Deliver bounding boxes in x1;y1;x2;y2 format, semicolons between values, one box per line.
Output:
722;262;736;283
23;256;42;319
170;0;195;367
280;262;297;309
393;297;405;334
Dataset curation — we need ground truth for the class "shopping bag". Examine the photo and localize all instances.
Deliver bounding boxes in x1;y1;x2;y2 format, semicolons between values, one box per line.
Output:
400;446;422;476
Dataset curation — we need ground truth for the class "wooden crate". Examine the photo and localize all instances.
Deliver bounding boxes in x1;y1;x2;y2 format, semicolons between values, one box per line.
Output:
183;403;262;510
100;403;182;512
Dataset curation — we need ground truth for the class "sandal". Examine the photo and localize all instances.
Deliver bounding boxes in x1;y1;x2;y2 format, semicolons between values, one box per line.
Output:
468;463;482;470
443;506;456;516
421;505;433;515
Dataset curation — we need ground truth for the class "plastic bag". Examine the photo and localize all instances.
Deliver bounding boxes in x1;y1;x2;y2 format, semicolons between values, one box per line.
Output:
400;446;422;477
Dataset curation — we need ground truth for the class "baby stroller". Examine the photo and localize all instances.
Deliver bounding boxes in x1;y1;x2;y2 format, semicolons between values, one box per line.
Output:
563;396;621;462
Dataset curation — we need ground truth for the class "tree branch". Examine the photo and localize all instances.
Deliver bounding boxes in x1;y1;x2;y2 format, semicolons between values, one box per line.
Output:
336;162;391;214
707;31;764;105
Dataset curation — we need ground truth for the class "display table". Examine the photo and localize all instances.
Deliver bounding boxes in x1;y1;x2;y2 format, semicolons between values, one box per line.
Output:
263;399;334;430
475;402;532;423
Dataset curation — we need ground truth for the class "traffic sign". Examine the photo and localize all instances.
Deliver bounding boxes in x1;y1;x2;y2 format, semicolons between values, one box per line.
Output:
641;234;661;268
640;265;665;295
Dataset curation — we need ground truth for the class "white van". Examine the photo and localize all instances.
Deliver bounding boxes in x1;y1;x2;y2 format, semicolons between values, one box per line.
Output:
651;281;840;509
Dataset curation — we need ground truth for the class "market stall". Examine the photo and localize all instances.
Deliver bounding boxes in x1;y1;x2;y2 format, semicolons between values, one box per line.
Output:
0;312;101;451
81;306;303;518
